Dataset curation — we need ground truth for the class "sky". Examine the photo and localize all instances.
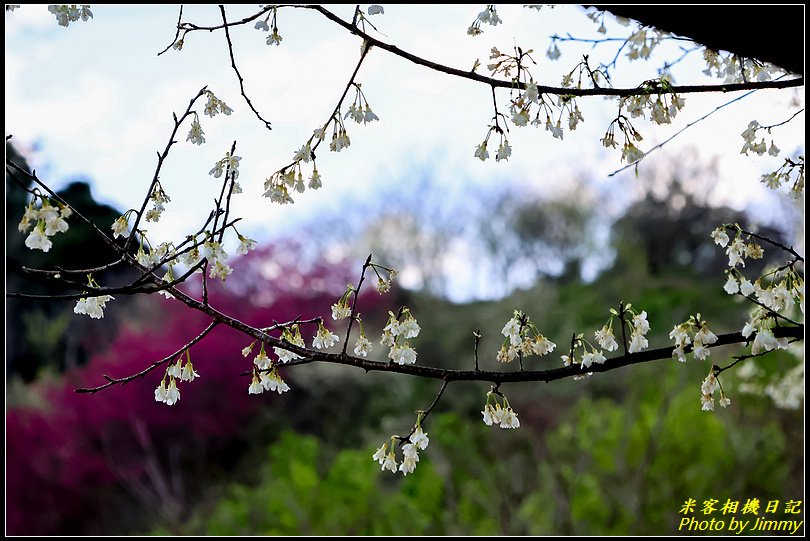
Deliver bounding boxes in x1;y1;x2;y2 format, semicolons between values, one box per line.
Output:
5;4;805;299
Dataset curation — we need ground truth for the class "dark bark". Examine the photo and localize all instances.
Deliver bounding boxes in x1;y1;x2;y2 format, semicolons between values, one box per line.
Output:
589;5;805;76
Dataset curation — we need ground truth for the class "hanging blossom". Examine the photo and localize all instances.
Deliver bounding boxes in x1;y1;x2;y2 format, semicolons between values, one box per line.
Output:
262;130;325;206
209;151;241;181
615;303;651;354
481;390;520;429
110;210;133;239
331;283;355;320
700;369;731;412
312;320;340;349
145;183;171;223
248;365;290;395
380;308;420;365
236;234;258;256
19;197;72;253
202;236;233;281
248;343;290;395
497;309;556;363
600;80;685;166
669;313;719;362
742;307;791;355
712;224;801;352
203;90;233;118
155;351;199;406
254;6;282;46
372;416;429;476
711;225;765;269
186;114;205;145
703;49;783;85
344;83;381;125
73;275;114;319
187;91;232;144
274;324;305;363
354;332;373;357
372;263;397;294
134;238;175;271
759;157;804;198
467;4;502;36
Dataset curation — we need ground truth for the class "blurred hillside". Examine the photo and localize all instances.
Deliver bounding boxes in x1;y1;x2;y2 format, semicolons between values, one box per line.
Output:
5;144;804;535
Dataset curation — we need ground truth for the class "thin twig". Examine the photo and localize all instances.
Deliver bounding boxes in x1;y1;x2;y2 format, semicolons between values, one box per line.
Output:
762;108;804;130
401;379;449;442
157;5;184;56
730;225;805;262
608;88;760;177
75;322;218;393
342;254;372;354
125;87;208;253
219;6;273;130
473;330;481;371
171;4;803;98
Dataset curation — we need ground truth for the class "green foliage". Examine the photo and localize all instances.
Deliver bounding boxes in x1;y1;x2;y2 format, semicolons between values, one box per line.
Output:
157;217;800;535
519;377;789;535
169;377;792;536
178;431;447;535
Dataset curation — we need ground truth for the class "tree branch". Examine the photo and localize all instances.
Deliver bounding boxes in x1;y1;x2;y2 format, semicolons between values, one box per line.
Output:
302;5;803;96
219;5;273;130
75;322;218;394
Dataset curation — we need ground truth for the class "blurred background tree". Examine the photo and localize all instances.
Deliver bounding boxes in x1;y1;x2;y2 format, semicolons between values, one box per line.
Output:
6;138;802;534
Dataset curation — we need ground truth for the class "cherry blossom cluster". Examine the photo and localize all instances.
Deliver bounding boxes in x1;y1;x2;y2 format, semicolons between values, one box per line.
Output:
739;120;781;157
710;226;765;269
382;308;420;365
248;344;290;395
760;157;804;198
623;27;666;62
254;6;282;46
344;83;380;126
209;151;241;183
111;211;132;239
274;324;305;363
145;182;171;223
497;310;556;363
18;197;72;253
466;5;501;36
669;313;719;362
331;283;355;320
202;237;233;281
185;91;232;146
743;308;792;355
154;351;200;406
265;80;381;204
724;264;803;320
370;262;398;294
601;80;685;164
700;369;731;412
702;49;784;83
623;306;650;353
712;224;801;356
47;4;92;27
312;320;340;349
619;81;685;127
561;334;600;375
372;424;429;476
481;390;520;429
73;275;114;319
561;304;649;372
